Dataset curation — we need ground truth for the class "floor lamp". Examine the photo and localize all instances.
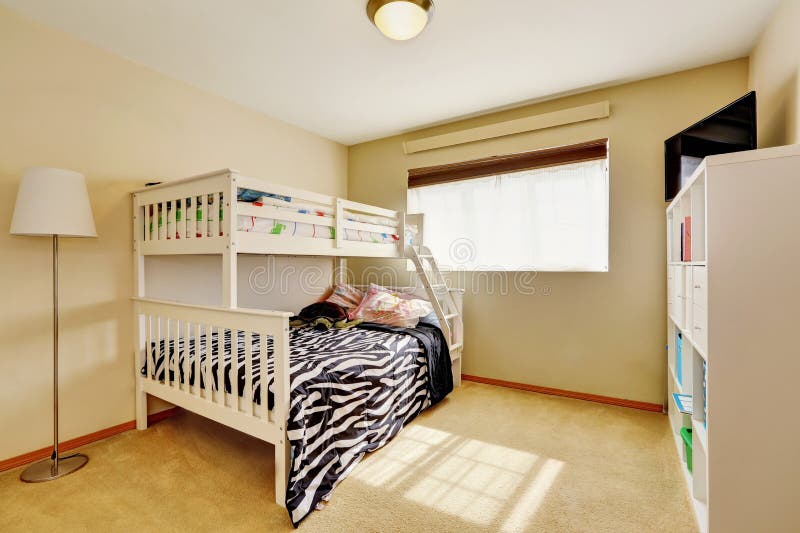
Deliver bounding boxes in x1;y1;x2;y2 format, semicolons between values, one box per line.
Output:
10;167;97;482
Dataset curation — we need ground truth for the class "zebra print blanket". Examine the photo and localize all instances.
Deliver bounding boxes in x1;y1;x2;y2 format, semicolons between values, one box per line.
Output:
143;324;450;526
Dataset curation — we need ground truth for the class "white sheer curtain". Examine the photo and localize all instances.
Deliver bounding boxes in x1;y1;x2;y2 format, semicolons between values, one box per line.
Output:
407;158;609;271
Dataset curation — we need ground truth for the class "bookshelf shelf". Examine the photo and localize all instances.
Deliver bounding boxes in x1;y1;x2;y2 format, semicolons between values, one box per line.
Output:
665;144;800;533
692;419;708;454
668;261;707;266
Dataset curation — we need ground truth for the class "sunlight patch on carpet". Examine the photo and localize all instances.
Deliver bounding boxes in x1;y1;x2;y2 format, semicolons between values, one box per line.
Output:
350;424;563;527
349;425;455;488
500;458;564;532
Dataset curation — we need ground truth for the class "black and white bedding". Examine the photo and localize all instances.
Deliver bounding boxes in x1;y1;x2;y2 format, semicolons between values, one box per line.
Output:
142;322;452;526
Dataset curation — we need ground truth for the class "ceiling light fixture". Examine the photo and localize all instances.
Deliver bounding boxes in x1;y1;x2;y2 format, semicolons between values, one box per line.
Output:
367;0;434;41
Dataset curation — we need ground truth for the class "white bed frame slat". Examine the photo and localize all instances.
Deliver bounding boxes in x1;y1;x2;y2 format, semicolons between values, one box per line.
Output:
186;197;194;240
144;314;152;379
143;205;150;243
164;318;171;385
244;331;253;417
182;321;190;392
158;203;166;241
178;199;186;240
215;326;224;406
173;320;181;390
204;324;212;401
198;194;207;240
167;201;176;240
260;330;269;422
230;328;239;411
167;319;173;383
153;317;160;382
193;322;201;397
210;192;220;238
170;320;177;389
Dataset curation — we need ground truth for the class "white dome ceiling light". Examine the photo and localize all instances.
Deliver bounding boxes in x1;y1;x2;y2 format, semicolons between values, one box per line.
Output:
367;0;435;41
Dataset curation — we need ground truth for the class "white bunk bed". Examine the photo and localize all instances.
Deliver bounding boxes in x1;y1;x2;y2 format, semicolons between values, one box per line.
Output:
131;169;463;523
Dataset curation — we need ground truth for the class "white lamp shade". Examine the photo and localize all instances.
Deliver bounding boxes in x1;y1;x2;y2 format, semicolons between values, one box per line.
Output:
10;167;97;237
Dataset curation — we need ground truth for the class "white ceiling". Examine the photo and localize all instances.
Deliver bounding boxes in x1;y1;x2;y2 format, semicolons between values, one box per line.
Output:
0;0;779;145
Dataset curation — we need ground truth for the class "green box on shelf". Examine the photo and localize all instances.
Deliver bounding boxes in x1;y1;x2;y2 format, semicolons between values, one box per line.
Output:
680;427;693;472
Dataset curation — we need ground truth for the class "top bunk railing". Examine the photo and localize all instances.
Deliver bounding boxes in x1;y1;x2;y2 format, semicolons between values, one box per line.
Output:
133;169;414;258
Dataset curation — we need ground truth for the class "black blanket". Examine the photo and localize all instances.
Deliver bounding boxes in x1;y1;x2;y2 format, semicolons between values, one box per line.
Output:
356;321;453;405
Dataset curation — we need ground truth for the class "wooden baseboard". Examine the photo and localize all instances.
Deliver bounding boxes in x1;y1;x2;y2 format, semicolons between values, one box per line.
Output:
461;375;663;412
0;408;178;473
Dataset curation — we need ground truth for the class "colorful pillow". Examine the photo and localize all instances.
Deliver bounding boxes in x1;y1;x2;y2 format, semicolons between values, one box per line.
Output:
350;284;434;328
325;283;364;311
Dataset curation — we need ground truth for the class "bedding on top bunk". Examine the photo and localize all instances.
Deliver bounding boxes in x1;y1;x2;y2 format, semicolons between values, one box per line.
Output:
236;189;416;244
141;322;452;526
236;214;401;244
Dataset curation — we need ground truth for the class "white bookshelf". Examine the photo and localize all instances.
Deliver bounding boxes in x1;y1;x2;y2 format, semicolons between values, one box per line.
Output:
666;144;800;533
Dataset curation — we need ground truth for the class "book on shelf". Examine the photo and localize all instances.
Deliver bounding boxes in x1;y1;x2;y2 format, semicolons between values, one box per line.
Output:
680;222;684;262
683;216;692;261
672;393;693;415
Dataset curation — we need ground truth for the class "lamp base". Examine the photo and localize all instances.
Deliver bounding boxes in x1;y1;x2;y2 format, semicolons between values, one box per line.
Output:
20;453;88;483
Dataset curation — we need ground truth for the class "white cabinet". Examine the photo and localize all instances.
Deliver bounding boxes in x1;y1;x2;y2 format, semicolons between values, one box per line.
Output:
666;144;800;533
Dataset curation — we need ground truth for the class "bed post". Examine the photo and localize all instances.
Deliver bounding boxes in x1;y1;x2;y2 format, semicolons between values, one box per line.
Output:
333;257;347;284
133;193;148;430
222;172;238;308
272;319;291;508
276;439;291;509
334;197;344;250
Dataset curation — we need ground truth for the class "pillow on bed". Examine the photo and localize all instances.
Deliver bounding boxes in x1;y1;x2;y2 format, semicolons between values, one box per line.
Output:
368;285;434;315
325;283;364;311
350;284;434;328
367;283;421;301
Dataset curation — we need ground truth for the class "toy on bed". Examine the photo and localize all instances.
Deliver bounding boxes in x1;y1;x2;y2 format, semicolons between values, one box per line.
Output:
289;301;362;330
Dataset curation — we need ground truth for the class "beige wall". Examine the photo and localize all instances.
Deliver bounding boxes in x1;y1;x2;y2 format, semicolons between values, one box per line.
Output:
749;0;800;147
0;7;347;460
348;59;749;405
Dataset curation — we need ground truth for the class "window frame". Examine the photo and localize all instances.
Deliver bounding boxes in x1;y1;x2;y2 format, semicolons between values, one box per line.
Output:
407;139;610;273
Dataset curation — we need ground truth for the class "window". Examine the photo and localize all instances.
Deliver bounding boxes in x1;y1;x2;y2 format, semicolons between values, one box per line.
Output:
407;140;609;271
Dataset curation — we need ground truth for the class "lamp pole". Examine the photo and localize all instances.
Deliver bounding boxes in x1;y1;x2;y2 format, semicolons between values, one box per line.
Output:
52;235;59;473
20;234;89;482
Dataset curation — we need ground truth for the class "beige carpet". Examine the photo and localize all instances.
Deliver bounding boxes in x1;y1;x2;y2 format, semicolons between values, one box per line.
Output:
0;382;698;532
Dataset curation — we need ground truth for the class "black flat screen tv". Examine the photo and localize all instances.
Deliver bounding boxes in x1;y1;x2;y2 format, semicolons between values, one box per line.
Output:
665;91;756;201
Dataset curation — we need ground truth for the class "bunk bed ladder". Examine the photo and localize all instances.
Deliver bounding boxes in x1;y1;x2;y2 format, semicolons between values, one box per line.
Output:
407;245;463;356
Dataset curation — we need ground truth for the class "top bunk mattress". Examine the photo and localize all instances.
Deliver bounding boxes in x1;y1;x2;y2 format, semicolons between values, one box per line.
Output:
237;194;413;244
